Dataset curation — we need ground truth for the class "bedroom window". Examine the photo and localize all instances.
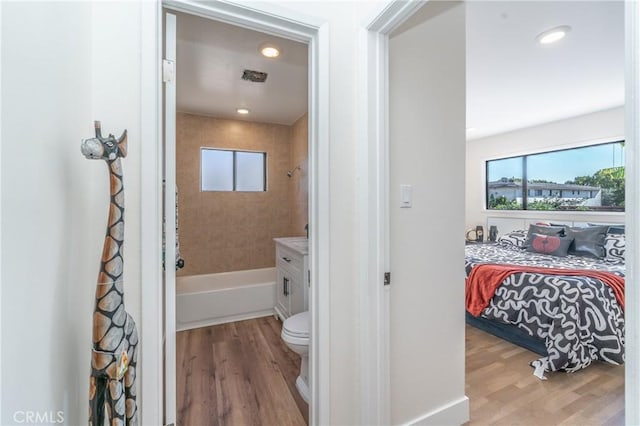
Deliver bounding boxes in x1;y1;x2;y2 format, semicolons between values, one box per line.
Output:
201;148;267;192
486;140;625;211
486;156;524;210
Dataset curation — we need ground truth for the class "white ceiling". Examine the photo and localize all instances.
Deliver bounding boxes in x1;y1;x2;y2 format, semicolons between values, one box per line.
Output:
466;1;624;140
175;11;308;126
174;2;624;137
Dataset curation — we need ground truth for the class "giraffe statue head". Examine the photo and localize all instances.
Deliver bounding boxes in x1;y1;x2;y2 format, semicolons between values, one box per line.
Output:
81;121;127;161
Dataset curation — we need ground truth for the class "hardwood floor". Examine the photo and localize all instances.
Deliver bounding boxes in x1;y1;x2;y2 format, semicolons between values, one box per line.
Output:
466;324;625;425
177;318;623;426
177;316;308;426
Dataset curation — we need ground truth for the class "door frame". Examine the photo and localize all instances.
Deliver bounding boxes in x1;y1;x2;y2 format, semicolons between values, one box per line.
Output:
624;2;640;422
361;0;640;424
140;1;330;424
358;2;430;424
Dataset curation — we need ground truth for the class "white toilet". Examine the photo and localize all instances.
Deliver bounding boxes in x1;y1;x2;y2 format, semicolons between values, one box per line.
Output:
281;310;310;403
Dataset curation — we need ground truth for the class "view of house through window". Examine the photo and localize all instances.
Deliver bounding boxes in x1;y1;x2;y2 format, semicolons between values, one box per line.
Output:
487;141;625;211
201;148;267;192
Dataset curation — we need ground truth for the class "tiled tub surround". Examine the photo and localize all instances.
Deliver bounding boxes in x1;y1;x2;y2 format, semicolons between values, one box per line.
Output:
290;113;309;235
176;112;309;277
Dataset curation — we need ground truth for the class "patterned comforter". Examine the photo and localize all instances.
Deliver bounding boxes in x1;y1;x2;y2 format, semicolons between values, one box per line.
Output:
465;243;625;374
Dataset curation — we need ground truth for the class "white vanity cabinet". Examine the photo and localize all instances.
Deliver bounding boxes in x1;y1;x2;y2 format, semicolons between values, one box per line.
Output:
274;237;309;321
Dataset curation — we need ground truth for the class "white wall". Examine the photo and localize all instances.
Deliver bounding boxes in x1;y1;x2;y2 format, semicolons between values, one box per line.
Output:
466;107;625;231
91;1;142;328
271;2;383;423
1;2;142;424
389;3;468;424
2;2;94;424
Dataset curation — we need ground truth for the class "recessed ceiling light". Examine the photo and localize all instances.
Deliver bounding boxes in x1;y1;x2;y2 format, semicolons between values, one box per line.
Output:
536;26;571;45
260;44;280;58
236;108;250;115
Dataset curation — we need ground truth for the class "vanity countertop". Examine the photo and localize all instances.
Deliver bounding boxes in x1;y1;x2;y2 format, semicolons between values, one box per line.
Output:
274;237;308;255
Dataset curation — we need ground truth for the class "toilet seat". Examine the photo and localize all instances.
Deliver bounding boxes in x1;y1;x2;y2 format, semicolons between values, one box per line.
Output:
282;311;309;344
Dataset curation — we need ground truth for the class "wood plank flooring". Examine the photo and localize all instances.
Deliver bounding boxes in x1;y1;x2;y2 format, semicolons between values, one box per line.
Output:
178;319;624;426
177;316;308;426
466;324;625;425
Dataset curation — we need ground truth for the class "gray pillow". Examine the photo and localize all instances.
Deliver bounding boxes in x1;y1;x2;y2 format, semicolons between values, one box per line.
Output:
566;225;608;258
588;223;625;235
523;224;565;249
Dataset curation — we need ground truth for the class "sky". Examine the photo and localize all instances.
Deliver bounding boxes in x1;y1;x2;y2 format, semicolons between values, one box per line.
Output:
488;142;625;184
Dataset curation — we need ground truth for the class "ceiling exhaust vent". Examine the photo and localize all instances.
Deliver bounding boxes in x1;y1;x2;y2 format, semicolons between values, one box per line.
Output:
242;69;268;83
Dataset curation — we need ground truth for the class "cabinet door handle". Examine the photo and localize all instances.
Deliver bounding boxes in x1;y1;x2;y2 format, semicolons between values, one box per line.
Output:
284;277;289;296
282;257;291;262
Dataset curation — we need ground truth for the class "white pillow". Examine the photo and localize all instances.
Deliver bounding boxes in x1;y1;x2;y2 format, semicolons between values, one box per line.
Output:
497;230;527;250
604;234;625;261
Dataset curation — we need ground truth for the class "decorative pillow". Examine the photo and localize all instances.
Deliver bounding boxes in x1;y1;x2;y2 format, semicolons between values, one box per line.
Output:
525;233;574;257
565;225;608;258
604;234;626;261
523;224;565;248
497;230;528;249
588;223;625;235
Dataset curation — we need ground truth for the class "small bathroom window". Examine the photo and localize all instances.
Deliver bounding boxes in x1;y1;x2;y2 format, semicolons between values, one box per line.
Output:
201;148;266;192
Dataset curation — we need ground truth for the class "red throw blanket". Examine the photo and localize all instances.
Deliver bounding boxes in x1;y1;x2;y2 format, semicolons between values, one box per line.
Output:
466;264;625;317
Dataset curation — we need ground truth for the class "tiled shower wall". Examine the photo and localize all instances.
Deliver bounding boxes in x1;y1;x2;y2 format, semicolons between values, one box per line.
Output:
176;112;308;276
289;113;308;237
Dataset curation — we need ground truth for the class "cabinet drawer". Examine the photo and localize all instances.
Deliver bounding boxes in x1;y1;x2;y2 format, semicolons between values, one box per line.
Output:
277;257;300;277
276;246;303;272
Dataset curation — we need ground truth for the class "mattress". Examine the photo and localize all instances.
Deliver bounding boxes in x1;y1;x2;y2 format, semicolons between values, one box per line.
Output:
465;243;625;374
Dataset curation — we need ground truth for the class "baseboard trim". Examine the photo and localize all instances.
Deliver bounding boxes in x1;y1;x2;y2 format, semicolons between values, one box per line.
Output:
176;309;275;331
405;396;469;426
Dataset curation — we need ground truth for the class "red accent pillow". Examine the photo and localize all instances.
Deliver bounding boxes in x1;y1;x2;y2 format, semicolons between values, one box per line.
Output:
532;235;561;253
523;224;565;249
526;233;574;257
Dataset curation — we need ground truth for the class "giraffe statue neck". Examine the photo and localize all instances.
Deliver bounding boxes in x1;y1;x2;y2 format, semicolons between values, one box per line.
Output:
99;158;125;285
93;158;127;347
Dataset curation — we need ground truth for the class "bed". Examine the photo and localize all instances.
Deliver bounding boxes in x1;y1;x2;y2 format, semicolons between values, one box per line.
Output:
464;224;625;376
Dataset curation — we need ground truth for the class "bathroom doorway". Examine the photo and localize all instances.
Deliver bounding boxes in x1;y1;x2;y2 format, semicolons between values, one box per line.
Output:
157;2;325;425
169;9;310;424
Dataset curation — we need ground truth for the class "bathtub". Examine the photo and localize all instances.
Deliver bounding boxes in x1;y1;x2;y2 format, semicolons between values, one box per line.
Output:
176;267;276;331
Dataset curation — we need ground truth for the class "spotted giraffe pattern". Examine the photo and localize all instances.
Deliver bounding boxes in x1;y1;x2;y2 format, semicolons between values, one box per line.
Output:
82;122;138;426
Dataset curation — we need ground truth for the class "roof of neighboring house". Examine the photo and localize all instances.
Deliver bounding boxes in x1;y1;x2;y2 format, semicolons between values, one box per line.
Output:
488;180;601;191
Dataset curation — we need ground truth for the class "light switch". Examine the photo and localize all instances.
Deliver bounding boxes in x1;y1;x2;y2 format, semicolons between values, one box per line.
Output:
400;184;412;208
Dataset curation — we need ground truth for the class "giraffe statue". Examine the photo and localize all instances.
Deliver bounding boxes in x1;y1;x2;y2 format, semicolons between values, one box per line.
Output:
81;121;138;426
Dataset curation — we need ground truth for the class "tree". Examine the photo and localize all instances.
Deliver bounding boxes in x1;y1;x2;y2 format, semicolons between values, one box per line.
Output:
570;166;625;207
488;194;521;210
528;199;562;210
